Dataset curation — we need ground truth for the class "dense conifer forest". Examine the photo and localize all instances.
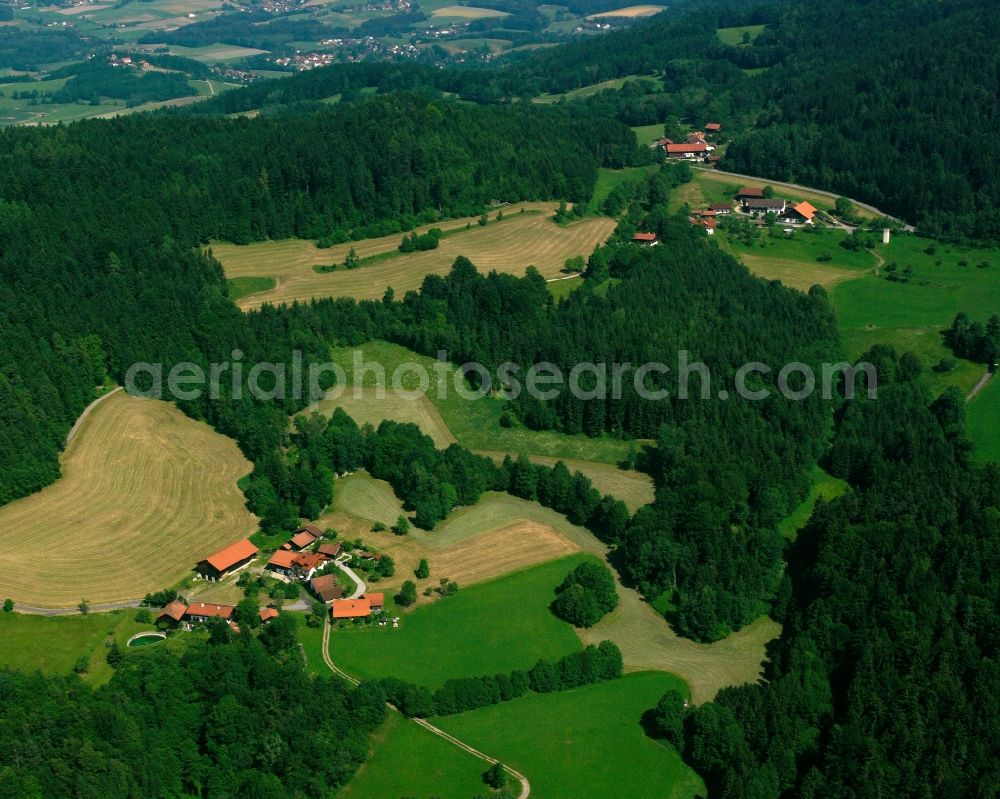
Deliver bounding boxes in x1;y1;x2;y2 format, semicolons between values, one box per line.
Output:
203;0;1000;241
673;350;1000;797
1;2;999;796
0;619;388;798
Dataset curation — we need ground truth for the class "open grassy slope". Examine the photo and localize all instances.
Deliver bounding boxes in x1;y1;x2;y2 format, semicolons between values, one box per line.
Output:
337;712;488;799
0;391;257;607
323;340;640;466
328;554;589;689
436;672;705;799
214;203;615;308
323;475;778;704
967;375;1000;464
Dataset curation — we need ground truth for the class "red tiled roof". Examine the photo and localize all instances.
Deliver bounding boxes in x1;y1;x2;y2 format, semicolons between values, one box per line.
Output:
259;607;279;622
331;598;371;618
632;232;658;242
298;525;324;537
737;187;765;198
289;530;318;549
791;201;818;220
268;549;299;569
158;600;187;622
185;602;235;620
317;542;341;558
710;204;731;211
665;143;708;153
204;539;258;572
311;573;344;602
365;593;385;608
295;552;326;572
705;122;722;131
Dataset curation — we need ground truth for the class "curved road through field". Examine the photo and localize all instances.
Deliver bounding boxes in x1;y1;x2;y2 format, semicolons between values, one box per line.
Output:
320;617;531;798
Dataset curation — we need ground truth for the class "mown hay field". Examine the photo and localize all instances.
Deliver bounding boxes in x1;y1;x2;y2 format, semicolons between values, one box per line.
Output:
213;203;615;308
0;391;257;607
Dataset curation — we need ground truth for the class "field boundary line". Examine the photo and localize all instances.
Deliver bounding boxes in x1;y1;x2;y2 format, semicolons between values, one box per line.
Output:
66;386;123;448
320;617;531;798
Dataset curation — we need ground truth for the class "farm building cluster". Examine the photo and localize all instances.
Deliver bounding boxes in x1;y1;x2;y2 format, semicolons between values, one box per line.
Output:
170;525;395;628
156;599;279;632
651;122;723;164
632;185;821;244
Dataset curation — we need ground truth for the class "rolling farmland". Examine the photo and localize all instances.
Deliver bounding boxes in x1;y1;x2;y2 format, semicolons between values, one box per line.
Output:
0;391;257;608
213;203;615;308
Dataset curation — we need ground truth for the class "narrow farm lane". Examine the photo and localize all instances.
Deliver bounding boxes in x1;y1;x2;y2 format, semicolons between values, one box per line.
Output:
967;371;993;403
334;555;366;599
65;386;123;447
320;617;531;798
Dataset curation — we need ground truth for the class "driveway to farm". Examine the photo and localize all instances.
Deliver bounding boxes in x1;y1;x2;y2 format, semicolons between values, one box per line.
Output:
334;555;366;599
693;165;915;231
321;618;531;798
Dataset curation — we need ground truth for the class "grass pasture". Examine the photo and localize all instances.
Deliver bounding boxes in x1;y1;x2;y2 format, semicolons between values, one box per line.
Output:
436;672;705;799
431;4;508;17
0;391;257;608
831;233;1000;395
967;375;1000;464
779;466;849;540
315;387;457;448
718;226;877;291
328;554;589;688
320;480;589;600
534;74;663;104
323;341;638;466
587;5;665;18
322;474;777;703
338;712;487;799
214;202;614;308
716;24;765;45
227;275;276;302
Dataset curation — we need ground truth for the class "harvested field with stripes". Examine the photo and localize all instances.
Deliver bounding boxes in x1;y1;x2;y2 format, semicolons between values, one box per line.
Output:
212;203;615;308
0;391;257;608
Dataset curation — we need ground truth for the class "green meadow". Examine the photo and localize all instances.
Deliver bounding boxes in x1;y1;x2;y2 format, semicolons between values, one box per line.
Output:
436;671;705;799
967;376;1000;464
716;24;766;46
329;555;589;689
337;712;487;799
832;233;1000;395
328;340;636;465
779;466;849;540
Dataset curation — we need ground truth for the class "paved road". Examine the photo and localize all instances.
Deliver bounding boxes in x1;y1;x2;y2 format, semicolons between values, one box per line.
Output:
320;617;531;798
334;555;366;599
692;165;916;232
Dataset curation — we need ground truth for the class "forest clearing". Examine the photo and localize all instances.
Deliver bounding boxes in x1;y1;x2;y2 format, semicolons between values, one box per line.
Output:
215;204;615;308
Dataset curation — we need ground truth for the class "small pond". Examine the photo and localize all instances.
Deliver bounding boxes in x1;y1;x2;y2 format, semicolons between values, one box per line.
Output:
127;632;166;648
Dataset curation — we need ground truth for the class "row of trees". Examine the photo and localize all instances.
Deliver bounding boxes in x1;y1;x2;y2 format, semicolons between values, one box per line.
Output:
369;640;623;718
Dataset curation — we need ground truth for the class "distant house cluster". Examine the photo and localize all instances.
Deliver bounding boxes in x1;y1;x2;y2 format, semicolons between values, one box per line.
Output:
651;123;723;162
681;187;820;234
